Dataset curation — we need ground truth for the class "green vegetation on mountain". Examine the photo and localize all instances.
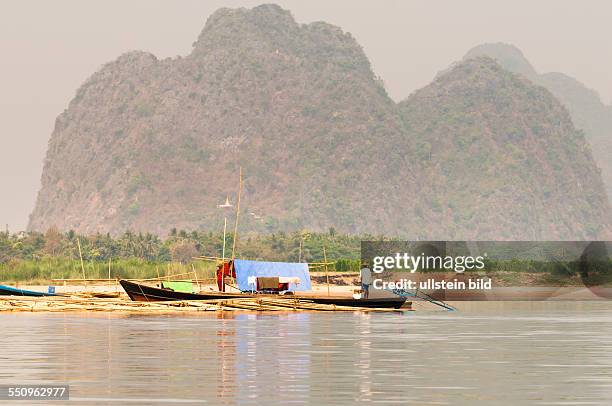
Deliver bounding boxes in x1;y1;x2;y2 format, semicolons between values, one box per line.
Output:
465;43;612;202
399;57;610;239
29;5;611;240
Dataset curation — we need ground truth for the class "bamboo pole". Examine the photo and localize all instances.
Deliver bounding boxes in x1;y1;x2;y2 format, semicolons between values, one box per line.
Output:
222;217;227;263
194;255;224;261
108;256;112;290
299;239;303;263
192;263;200;291
50;274;218;283
0;296;410;313
323;247;330;297
231;167;243;260
194;256;334;265
77;238;86;281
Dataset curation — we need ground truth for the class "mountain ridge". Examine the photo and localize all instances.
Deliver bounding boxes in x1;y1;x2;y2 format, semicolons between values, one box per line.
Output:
399;56;609;239
29;5;611;240
464;43;612;202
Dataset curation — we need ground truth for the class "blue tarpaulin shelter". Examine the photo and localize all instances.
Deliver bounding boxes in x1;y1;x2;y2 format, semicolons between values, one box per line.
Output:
234;259;311;292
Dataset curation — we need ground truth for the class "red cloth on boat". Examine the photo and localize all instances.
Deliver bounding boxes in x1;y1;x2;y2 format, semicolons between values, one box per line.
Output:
216;262;235;292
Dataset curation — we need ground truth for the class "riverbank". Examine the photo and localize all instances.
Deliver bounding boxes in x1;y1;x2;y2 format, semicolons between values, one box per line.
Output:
0;258;218;284
4;280;359;297
5;279;610;301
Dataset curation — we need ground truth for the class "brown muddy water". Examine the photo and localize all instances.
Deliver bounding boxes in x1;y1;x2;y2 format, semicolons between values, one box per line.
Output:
1;302;612;405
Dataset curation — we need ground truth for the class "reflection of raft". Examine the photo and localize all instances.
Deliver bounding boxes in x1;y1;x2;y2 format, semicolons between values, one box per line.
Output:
120;280;407;309
0;284;59;297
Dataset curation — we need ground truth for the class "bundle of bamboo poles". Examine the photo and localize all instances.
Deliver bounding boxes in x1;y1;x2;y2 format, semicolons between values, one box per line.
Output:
0;296;407;313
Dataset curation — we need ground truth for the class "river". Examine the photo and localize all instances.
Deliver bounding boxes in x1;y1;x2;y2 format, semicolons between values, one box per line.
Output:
1;302;612;405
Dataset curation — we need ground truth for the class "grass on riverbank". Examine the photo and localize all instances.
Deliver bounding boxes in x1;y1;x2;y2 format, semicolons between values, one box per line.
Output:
0;258;359;284
0;258;217;285
2;258;610;287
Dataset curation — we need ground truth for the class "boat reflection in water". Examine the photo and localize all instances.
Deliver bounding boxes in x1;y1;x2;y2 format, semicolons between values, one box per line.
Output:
3;302;612;404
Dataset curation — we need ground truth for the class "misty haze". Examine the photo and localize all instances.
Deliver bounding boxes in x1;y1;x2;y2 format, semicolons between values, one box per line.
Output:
1;1;612;235
2;3;612;406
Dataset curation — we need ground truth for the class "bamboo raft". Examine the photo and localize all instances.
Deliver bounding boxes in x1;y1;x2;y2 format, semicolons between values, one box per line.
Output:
0;295;410;314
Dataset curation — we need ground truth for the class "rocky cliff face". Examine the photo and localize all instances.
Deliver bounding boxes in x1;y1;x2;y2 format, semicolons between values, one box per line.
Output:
29;5;611;239
465;43;612;202
399;57;610;239
29;4;416;236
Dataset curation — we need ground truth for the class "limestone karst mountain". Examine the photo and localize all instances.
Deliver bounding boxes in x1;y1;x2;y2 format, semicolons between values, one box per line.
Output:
399;57;610;239
29;5;611;239
465;43;612;202
29;4;417;236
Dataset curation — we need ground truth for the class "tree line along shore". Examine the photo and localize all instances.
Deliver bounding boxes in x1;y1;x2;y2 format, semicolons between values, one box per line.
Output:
0;228;361;283
1;229;609;285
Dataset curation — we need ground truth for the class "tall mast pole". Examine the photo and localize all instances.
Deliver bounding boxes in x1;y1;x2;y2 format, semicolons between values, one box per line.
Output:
222;217;227;263
77;237;86;281
218;196;233;262
231;167;243;260
324;246;330;297
218;196;233;292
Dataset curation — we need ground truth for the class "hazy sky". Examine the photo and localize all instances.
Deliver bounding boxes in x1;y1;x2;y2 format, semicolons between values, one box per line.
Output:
1;0;611;231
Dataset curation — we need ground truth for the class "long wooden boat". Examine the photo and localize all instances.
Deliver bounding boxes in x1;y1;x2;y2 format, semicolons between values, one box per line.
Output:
120;280;251;302
119;280;406;309
297;295;407;309
0;285;59;297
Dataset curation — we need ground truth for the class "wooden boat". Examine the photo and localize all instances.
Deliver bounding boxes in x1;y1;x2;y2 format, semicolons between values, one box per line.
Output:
0;284;59;297
119;280;407;309
297;295;407;309
120;280;251;302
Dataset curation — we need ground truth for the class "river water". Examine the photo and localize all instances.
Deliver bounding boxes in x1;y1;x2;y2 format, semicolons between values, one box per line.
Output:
1;302;612;405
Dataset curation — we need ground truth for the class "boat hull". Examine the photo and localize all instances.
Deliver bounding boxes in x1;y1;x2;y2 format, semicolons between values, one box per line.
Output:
119;280;407;309
119;280;247;301
0;285;58;297
301;296;406;309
